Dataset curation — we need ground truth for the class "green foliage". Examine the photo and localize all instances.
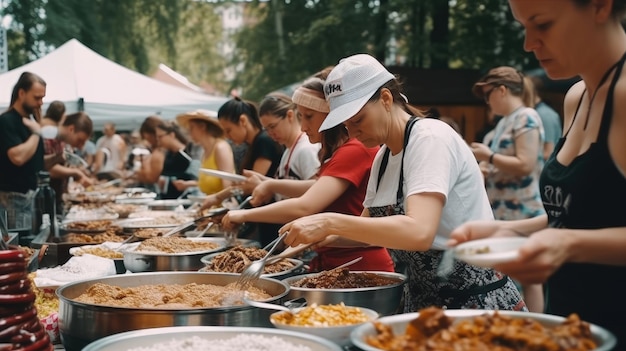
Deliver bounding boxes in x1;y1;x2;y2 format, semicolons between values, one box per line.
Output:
1;0;541;101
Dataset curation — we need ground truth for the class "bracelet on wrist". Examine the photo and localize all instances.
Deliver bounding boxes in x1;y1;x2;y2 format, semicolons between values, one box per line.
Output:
488;152;496;164
32;130;41;137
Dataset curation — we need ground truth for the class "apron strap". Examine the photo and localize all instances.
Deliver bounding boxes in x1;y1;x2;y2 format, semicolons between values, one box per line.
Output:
376;116;419;200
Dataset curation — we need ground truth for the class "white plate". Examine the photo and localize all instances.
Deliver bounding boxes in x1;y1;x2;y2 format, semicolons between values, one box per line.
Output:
199;168;246;182
454;237;528;268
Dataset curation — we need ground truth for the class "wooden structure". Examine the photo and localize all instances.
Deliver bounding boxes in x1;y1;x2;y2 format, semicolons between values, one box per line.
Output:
388;66;574;143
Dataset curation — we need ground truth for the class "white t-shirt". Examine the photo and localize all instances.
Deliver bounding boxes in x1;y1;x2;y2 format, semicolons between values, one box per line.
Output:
364;118;494;250
96;134;125;172
276;134;321;181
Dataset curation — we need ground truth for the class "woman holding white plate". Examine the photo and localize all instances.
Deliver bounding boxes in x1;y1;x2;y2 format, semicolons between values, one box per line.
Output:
173;110;236;196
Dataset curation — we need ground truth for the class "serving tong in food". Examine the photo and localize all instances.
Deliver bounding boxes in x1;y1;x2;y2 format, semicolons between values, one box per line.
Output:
235;232;288;290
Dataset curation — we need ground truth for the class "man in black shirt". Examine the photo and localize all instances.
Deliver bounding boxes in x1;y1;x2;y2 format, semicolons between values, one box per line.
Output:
0;72;46;230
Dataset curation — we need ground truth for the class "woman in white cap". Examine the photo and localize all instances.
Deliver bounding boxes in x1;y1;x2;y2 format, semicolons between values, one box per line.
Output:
174;110;236;196
222;71;395;273
280;54;526;312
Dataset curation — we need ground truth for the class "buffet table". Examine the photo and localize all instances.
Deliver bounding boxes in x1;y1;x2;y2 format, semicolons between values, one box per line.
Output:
1;185;617;351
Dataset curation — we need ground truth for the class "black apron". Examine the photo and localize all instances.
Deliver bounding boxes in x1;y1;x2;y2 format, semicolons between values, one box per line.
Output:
366;117;526;312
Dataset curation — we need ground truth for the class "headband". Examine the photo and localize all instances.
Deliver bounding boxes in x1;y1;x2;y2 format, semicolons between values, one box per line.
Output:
292;87;330;113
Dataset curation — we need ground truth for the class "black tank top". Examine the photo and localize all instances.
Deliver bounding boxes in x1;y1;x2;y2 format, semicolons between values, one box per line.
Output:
539;53;626;335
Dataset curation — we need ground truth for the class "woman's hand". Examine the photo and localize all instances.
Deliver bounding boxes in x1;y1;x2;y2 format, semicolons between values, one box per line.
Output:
221;210;245;231
200;194;221;211
448;220;518;247
250;181;274;207
492;228;572;284
470;142;492;163
77;173;94;187
240;169;265;194
172;179;187;191
280;213;333;247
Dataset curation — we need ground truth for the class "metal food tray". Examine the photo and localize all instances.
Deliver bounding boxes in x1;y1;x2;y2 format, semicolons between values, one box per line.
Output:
351;310;617;351
29;228;119;268
83;326;342;351
116;217;181;229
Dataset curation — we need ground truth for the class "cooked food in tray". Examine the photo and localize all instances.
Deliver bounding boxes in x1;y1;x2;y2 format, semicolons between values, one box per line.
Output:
132;228;169;239
204;246;296;274
123;334;314;351
135;237;220;254
290;268;403;289
365;307;598;351
63;230;126;244
272;302;373;327
65;208;119;221
61;219;113;232
103;203;148;218
73;282;271;308
66;192;114;203
72;246;124;259
118;215;193;228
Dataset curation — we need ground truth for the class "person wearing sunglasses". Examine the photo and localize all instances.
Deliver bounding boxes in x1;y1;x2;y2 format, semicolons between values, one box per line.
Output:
469;67;546;313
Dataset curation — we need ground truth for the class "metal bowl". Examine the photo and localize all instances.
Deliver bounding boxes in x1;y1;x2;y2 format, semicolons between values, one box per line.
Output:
122;237;227;272
114;192;158;204
350;310;617;351
57;272;291;351
83;326;342;351
200;253;305;280
147;199;192;211
282;271;407;316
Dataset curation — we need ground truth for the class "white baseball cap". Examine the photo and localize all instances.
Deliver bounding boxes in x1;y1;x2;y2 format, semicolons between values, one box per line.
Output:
319;54;394;132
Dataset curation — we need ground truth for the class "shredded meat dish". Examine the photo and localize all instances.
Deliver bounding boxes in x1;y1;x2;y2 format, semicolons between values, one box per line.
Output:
136;237;219;254
132;228;168;239
73;282;271;308
63;219;112;231
204;246;296;274
63;228;126;243
290;268;402;289
366;307;598;351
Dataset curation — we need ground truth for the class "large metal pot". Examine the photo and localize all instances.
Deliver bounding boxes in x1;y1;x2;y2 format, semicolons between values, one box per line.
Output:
282;271;407;316
122;237;226;272
83;326;342;351
57;272;291;351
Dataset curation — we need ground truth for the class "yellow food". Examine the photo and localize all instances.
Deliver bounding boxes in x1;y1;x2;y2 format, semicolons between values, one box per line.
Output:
73;246;123;259
272;303;372;327
28;273;60;318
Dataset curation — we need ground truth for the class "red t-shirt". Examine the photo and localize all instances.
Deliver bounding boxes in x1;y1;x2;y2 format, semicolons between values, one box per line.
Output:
311;139;394;272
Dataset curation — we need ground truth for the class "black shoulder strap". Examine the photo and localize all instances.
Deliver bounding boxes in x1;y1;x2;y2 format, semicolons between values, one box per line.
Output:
376;116;419;193
598;51;626;141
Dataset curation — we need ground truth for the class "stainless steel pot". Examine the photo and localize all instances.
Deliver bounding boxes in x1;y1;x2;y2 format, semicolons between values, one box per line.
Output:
282;271;407;316
122;238;226;272
57;272;291;351
83;326;342;351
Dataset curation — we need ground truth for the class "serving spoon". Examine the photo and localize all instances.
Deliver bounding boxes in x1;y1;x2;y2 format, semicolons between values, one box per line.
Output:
242;296;307;314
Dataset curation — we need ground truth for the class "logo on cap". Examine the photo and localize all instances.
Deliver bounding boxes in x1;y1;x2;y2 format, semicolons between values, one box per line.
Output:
324;80;343;98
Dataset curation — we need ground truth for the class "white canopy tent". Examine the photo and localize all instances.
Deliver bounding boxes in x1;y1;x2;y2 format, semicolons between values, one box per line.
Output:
0;39;228;131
